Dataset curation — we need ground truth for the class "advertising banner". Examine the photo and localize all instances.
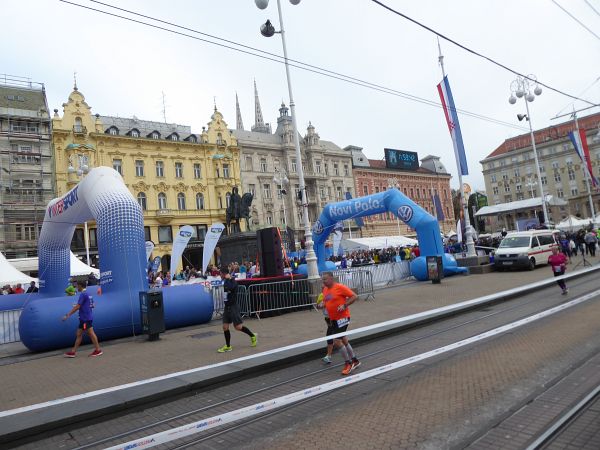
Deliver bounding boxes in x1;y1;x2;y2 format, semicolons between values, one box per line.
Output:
145;240;155;262
202;222;225;275
332;221;344;256
170;225;194;275
150;256;162;273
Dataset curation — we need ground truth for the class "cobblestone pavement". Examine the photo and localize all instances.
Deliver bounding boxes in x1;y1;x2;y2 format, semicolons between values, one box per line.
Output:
0;260;596;412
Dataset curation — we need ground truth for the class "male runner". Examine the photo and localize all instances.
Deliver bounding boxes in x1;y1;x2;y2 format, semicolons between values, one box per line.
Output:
320;272;360;375
62;280;102;357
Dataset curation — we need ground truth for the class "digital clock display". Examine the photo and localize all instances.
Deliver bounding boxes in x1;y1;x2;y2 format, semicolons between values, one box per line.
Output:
384;148;419;171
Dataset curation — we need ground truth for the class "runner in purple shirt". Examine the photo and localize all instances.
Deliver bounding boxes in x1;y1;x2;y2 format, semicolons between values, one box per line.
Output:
62;280;103;358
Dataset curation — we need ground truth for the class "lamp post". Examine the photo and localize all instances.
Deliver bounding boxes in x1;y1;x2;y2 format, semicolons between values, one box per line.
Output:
508;75;549;226
67;154;91;266
256;0;319;279
273;167;289;229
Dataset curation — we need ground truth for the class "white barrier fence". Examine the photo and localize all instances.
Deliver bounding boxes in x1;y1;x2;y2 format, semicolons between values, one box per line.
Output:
0;309;21;344
346;261;412;288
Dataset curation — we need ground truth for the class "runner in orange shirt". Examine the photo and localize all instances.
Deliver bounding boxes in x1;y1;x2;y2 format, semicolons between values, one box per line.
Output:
320;272;360;375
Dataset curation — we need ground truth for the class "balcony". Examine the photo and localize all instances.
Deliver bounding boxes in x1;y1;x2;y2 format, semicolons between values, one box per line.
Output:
155;208;174;224
73;125;87;135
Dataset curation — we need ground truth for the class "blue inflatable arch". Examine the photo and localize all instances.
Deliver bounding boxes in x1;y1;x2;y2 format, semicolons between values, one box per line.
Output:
19;167;213;351
311;190;466;280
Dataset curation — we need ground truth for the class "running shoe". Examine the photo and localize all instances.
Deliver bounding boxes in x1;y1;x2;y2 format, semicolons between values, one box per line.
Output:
250;334;258;347
63;351;76;358
341;362;354;376
217;345;232;353
89;349;103;357
562;289;569;295
352;358;361;370
322;355;332;364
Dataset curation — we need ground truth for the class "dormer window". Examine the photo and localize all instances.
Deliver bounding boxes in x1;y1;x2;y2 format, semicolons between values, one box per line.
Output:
106;126;119;136
185;134;198;143
168;133;179;141
147;130;161;139
129;129;140;138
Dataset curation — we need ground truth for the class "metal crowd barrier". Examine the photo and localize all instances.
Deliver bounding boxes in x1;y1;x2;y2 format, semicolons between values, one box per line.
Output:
338;261;412;290
0;309;21;344
211;284;248;319
242;279;312;319
332;269;375;301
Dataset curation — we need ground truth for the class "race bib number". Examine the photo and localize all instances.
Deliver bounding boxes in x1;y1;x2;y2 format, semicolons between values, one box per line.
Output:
553;266;563;273
336;317;350;327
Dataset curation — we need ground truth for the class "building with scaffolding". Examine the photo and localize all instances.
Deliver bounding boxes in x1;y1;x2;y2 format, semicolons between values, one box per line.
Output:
0;75;54;259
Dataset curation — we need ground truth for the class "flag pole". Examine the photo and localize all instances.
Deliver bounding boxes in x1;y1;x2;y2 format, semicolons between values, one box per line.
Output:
573;110;596;218
437;38;476;256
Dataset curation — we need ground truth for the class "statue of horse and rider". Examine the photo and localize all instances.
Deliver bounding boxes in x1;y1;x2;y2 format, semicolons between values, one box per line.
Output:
226;186;253;233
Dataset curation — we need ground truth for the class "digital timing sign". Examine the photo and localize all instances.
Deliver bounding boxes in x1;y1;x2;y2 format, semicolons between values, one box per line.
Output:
384;148;419;171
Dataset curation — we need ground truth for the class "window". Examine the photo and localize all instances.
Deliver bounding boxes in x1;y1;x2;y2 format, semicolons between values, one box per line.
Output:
263;184;272;199
176;193;186;210
266;214;273;225
541;176;547;185
500;160;506;167
524;152;532;161
74;117;83;133
324;163;329;175
539;165;545;173
493;187;499;195
490;175;497;183
336;186;343;199
248;184;256;196
175;162;183;178
551;161;559;169
566;159;573;167
260;159;267;173
319;187;326;199
568;169;576;181
144;226;151;242
516;184;522;192
280;211;286;225
193;163;202;179
291;159;297;172
516;193;524;201
277;184;283;199
109;127;118;136
156;161;164;177
135;160;144;177
192;225;207;240
514;168;520;177
375;186;380;194
489;161;495;169
334;163;339;176
152;132;159;139
137;192;147;210
245;156;253;171
315;161;321;173
363;185;368;196
113;159;123;175
171;134;179;141
196;193;205;210
158;226;173;243
131;129;140;138
217;133;223;145
344;165;349;176
502;173;509;181
571;187;578;196
556;188;564;198
554;173;561;183
223;164;230;179
158;192;167;209
504;185;510;193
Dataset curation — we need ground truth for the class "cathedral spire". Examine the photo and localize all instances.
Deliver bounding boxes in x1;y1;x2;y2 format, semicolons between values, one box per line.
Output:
235;92;244;130
251;79;271;134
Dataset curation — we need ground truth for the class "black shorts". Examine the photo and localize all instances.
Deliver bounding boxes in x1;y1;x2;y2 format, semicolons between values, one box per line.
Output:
329;317;350;338
78;320;93;330
222;305;243;326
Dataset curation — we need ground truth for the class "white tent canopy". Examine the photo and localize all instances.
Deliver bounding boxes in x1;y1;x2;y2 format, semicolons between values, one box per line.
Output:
0;252;36;286
475;195;567;217
341;236;418;251
555;215;594;232
7;252;99;277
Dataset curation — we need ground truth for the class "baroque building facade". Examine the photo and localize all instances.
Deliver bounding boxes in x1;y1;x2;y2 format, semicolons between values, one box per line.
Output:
480;111;600;227
0;76;54;258
52;85;241;270
233;83;355;243
349;148;455;237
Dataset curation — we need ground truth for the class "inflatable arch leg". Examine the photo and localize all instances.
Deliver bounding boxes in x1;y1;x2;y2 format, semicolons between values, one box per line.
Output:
307;190;467;280
19;167;213;352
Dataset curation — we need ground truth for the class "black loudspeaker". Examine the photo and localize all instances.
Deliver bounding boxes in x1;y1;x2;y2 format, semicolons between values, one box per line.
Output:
257;227;284;277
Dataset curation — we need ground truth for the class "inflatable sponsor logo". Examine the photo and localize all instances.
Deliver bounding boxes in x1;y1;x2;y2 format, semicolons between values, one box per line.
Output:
100;270;113;285
329;197;383;219
47;186;79;218
312;220;324;235
397;205;413;222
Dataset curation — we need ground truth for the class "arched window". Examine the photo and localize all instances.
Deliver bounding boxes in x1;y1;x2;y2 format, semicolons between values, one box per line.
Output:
158;192;167;210
177;193;186;210
196;193;204;210
137;192;147;210
74;117;83;133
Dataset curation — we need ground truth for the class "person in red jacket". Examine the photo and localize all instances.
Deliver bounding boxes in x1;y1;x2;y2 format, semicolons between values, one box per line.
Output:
548;246;569;295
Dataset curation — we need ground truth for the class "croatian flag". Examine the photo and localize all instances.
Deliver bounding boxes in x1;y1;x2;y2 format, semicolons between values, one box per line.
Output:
568;129;599;188
437;75;469;176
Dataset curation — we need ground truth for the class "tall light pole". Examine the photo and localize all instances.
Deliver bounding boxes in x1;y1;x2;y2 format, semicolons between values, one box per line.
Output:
508;75;549;226
67;154;91;266
256;0;319;279
273;167;289;229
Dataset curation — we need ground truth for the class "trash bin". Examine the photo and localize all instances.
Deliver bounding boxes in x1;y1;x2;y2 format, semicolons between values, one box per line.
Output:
139;290;165;341
426;256;443;284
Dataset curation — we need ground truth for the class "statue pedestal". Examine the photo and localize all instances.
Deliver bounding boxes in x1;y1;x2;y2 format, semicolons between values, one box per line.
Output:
218;232;258;265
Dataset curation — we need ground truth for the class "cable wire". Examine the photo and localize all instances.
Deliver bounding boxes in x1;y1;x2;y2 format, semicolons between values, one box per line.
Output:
371;0;599;106
57;0;528;131
584;0;600;18
551;0;600;42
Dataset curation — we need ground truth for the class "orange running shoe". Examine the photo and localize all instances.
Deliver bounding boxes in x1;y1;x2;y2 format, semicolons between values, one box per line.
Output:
341;362;353;376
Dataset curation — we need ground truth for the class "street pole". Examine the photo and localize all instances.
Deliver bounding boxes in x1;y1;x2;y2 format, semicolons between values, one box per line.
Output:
524;99;550;225
274;0;319;279
573;111;596;218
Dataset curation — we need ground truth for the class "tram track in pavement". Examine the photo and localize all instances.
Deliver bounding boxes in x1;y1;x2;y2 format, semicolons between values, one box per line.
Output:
14;273;599;450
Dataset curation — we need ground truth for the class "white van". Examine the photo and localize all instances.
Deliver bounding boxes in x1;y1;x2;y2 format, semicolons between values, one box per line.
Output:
494;230;560;271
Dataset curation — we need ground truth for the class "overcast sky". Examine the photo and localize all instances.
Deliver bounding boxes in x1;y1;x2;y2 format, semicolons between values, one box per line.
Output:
3;0;599;190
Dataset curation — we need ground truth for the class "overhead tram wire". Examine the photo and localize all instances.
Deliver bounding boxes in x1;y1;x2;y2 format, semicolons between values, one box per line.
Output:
371;0;599;107
58;0;527;132
551;0;600;42
554;76;600;118
585;0;600;19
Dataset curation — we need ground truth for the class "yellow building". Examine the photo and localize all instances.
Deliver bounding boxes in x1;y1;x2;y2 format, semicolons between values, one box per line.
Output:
52;86;241;271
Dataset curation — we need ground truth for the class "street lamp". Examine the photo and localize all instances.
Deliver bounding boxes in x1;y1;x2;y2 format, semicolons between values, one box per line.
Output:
273;168;289;228
255;0;319;279
508;75;549;226
68;154;92;266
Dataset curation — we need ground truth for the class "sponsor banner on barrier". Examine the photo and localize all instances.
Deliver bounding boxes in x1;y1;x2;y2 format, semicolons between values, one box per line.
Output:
202;223;225;274
170;226;193;275
145;241;155;262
